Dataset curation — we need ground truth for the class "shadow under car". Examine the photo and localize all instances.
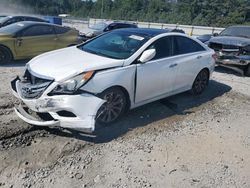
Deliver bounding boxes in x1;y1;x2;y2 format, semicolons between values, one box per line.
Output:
37;80;232;143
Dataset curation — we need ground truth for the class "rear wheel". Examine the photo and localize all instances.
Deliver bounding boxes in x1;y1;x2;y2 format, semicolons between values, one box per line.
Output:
96;88;127;125
0;46;12;64
191;69;209;95
245;64;250;77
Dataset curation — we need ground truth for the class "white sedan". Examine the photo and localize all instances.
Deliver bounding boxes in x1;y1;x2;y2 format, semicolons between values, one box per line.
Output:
11;28;215;132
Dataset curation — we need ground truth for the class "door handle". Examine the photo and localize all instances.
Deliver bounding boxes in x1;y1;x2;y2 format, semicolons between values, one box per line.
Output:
169;63;178;68
17;38;23;46
197;55;203;59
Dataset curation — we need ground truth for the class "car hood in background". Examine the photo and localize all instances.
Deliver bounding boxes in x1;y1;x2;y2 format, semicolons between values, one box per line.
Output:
81;28;103;37
209;36;250;47
27;46;124;81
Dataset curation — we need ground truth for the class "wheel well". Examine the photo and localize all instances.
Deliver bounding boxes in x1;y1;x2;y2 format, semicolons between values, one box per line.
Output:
0;44;13;59
101;86;131;111
192;68;210;87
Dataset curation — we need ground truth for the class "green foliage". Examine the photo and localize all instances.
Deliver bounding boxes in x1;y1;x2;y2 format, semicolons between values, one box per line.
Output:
9;0;250;27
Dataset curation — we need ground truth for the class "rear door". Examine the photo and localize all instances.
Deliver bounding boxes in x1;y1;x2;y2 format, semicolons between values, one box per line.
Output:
172;36;208;91
15;24;57;58
135;36;178;103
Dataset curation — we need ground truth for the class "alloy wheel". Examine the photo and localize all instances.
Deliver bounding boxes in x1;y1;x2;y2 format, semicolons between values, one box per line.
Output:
192;70;209;95
96;89;126;124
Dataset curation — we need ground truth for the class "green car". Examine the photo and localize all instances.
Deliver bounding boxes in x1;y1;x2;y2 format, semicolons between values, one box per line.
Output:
0;21;81;64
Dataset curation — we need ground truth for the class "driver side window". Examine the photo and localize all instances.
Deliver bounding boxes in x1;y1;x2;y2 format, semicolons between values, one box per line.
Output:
21;25;55;37
147;36;173;60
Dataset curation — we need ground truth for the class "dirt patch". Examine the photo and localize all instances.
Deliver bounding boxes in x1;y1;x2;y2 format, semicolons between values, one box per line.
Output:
0;64;250;188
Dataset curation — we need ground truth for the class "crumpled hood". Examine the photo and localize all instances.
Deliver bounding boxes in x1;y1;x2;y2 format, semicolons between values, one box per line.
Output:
209;36;250;47
27;46;124;81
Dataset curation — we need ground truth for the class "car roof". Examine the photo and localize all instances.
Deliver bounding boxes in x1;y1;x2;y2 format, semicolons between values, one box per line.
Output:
114;28;170;37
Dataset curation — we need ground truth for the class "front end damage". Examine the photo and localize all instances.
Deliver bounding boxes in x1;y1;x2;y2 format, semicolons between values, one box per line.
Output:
11;71;105;133
209;42;250;75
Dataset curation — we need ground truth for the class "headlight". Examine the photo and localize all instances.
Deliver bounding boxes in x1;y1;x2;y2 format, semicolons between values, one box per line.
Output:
50;71;94;95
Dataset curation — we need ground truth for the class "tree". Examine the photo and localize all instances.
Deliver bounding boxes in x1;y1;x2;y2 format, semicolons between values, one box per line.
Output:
8;0;250;27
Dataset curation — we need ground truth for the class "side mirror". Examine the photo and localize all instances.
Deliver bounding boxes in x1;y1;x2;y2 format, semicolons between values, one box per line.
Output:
213;33;219;37
139;49;156;63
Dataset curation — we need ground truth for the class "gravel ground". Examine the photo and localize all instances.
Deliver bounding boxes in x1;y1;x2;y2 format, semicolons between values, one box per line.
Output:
0;62;250;188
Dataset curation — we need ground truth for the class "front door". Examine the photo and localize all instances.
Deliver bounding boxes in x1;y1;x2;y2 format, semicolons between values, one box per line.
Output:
135;36;178;103
15;25;57;58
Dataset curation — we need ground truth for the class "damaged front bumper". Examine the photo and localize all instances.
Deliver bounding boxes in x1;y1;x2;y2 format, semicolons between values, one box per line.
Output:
215;51;250;74
216;55;250;66
215;51;250;66
11;77;105;132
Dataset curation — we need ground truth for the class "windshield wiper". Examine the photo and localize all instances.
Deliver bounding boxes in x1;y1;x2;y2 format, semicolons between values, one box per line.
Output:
81;47;118;59
94;51;117;59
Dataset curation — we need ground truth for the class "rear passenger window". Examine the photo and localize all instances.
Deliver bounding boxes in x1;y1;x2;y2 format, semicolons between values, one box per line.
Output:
22;25;55;36
148;37;172;60
54;26;70;34
173;36;205;55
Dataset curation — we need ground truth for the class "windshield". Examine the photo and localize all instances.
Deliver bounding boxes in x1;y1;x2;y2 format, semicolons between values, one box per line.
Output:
220;26;250;38
78;31;149;59
0;22;25;34
89;22;108;30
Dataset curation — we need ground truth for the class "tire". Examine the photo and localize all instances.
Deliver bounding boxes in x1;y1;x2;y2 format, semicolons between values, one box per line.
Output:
0;46;12;64
245;64;250;77
191;69;209;95
96;88;127;125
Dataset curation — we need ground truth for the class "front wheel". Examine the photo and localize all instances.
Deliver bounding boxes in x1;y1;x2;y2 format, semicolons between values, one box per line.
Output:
96;88;127;125
0;46;12;64
191;69;209;95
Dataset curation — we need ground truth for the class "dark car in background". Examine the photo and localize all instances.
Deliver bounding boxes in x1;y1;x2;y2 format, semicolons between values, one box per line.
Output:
208;25;250;76
197;34;214;43
0;15;47;28
81;21;138;41
167;28;185;34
